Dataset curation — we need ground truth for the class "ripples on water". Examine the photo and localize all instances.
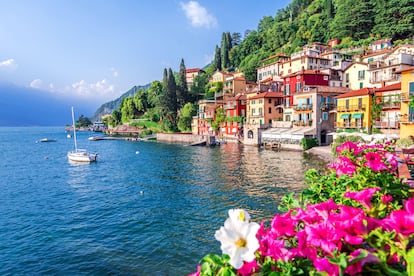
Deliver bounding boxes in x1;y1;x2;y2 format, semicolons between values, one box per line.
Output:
0;127;328;275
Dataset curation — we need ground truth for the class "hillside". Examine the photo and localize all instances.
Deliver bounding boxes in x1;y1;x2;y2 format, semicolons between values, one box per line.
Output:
91;84;150;121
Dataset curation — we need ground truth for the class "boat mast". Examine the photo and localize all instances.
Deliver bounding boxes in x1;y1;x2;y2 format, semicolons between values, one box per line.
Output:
71;106;78;152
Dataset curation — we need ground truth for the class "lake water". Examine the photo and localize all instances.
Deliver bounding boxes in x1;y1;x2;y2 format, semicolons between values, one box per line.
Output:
0;127;328;275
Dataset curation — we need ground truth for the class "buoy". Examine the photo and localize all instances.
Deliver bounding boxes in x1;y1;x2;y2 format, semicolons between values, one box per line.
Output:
135;151;140;154
140;190;144;195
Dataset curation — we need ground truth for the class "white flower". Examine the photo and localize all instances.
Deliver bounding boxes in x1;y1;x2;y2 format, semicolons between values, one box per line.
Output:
214;210;260;269
228;209;251;223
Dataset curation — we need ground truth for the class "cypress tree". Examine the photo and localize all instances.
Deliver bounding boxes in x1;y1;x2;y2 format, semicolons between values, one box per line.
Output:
221;32;230;70
213;45;222;71
177;58;189;108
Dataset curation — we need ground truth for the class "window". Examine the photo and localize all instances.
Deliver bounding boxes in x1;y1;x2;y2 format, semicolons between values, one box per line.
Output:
251;108;255;115
268;107;272;114
358;98;363;109
360;82;363;88
345;73;349;83
285;84;290;95
259;108;263;115
409;82;414;95
322;112;328;121
296;82;302;91
346;99;349;110
358;70;365;80
268;99;272;103
259;99;263;104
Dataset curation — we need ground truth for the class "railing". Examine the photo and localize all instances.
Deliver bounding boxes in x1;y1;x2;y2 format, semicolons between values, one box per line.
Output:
400;114;414;123
320;102;336;111
224;104;236;110
292;104;313;111
382;102;401;109
335;122;366;128
293;120;313;127
337;105;366;112
374;121;399;128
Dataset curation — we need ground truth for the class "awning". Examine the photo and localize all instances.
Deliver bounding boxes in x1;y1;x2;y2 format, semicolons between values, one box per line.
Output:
340;114;350;119
352;113;363;119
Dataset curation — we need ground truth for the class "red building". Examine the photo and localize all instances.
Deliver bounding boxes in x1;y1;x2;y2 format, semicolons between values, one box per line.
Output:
283;69;330;107
222;94;247;136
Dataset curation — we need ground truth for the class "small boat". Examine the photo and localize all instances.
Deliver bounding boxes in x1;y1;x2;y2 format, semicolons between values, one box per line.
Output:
37;138;57;143
67;106;98;163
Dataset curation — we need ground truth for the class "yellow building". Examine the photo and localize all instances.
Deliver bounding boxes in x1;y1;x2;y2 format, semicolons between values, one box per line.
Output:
343;62;370;90
335;88;374;131
398;66;414;138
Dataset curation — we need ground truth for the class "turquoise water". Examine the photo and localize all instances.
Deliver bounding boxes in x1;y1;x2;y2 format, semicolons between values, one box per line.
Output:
0;127;327;275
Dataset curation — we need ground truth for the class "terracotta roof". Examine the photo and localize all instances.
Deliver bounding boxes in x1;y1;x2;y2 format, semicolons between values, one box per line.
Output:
336;88;374;99
362;49;392;58
374;83;401;92
249;92;284;100
228;94;247;101
284;69;329;78
305;85;351;93
260;77;273;83
186;68;203;73
233;77;246;81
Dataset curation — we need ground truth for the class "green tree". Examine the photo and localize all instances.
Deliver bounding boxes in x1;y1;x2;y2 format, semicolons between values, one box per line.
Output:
120;97;138;122
189;73;208;103
160;68;178;131
213;45;222;72
76;115;92;128
133;89;148;115
177;58;189;108
372;0;414;40
212;107;226;133
110;109;122;126
177;102;196;132
221;32;231;70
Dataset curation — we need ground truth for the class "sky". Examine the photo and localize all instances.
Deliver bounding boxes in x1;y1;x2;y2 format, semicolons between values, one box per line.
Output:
0;0;291;109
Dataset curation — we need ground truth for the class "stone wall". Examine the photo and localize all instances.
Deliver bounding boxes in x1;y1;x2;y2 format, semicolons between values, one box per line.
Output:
156;133;204;144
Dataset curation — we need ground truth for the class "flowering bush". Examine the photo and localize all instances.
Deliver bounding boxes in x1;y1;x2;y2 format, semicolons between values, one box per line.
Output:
190;142;414;275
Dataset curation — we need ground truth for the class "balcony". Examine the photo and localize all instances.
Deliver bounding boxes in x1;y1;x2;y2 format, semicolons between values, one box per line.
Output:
320;102;336;111
335;121;366;128
374;121;399;128
250;113;263;118
293;120;313;127
224;104;236;110
400;114;414;123
382;102;401;109
336;104;366;112
293;104;313;111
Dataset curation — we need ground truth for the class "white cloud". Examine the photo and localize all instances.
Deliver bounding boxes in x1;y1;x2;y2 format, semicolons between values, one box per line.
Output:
30;79;43;89
69;79;115;99
0;58;18;71
180;1;218;28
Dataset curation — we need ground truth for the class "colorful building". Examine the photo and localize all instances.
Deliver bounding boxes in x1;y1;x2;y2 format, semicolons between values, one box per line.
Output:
373;83;401;131
342;62;369;90
222;93;247;137
335;88;374;131
398;66;414;138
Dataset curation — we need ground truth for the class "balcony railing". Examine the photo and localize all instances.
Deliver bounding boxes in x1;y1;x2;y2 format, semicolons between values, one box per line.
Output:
293;104;313;111
224;104;236;110
374;121;399;128
400;114;414;123
320;102;336;111
335;121;366;128
336;104;366;112
382;102;401;109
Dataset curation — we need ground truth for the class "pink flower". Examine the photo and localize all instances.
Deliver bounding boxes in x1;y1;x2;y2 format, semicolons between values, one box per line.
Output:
328;156;356;176
344;187;381;211
384;152;399;171
364;152;387;172
313;257;339;276
381;194;393;204
270;210;297;238
345;249;380;275
332;205;367;245
336;141;359;156
382;198;414;236
237;259;259;276
305;221;342;253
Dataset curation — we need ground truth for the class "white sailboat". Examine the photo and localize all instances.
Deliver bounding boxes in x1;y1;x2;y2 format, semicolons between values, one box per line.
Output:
67;106;98;163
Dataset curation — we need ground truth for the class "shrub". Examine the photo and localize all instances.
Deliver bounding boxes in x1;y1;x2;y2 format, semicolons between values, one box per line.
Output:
190;141;414;276
396;138;414;149
301;137;318;150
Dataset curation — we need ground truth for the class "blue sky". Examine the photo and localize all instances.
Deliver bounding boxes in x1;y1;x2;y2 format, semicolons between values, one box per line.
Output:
0;0;291;106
